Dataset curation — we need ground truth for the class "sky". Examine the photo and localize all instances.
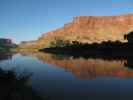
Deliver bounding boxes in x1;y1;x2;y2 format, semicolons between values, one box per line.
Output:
0;0;133;43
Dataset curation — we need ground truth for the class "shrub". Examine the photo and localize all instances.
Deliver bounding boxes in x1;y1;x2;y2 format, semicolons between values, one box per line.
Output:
46;39;71;48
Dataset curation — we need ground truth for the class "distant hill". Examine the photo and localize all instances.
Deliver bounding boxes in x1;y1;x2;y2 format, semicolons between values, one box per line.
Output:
19;14;133;49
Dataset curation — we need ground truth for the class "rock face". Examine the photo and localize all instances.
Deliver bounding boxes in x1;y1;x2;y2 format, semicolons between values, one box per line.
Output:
19;14;133;49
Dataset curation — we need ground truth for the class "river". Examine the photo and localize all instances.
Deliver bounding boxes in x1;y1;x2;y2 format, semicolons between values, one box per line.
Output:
0;52;133;100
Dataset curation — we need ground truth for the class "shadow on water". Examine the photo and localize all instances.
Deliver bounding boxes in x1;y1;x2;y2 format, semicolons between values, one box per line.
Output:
0;53;49;100
0;53;13;61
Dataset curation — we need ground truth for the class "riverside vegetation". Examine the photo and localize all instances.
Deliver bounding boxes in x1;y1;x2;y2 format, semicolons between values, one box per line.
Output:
40;38;133;58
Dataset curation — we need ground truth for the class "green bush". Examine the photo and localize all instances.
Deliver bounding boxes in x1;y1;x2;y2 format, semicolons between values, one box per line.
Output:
46;39;71;48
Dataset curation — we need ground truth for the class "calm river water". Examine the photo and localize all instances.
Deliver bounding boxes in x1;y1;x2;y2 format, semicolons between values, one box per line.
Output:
0;52;133;100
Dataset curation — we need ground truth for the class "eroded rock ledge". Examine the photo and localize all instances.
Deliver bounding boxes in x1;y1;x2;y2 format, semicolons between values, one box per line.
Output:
19;14;133;49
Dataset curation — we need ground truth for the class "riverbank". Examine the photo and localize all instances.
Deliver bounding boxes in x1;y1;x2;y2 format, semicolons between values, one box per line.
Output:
10;48;39;53
0;47;10;53
40;42;133;59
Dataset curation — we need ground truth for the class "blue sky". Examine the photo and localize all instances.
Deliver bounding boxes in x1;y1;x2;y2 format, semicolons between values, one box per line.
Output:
0;0;133;43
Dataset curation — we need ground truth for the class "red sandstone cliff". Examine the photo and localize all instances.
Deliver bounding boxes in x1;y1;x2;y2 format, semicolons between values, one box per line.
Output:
19;14;133;49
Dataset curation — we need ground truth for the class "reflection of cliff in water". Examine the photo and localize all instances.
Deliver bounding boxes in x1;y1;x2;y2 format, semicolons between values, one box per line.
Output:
20;52;133;79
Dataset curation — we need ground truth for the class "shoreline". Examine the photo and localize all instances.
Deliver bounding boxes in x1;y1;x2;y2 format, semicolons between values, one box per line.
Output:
40;43;133;59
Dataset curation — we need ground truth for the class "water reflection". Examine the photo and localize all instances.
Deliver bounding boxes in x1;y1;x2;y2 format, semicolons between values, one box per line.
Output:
0;53;12;61
0;53;49;100
1;52;133;100
19;52;133;79
0;68;46;100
